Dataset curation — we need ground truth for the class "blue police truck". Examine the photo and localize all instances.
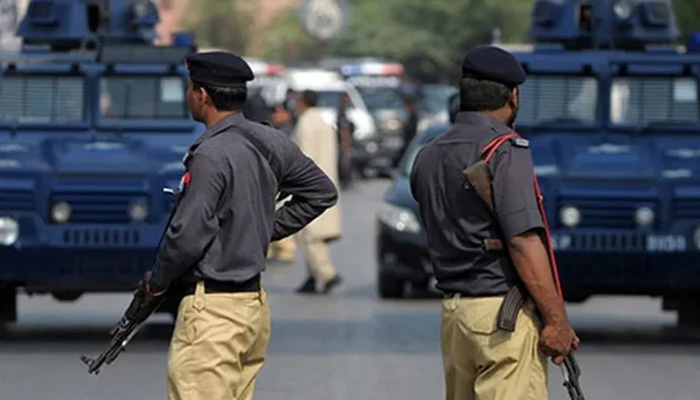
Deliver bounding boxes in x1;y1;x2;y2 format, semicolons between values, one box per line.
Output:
0;0;201;325
375;0;700;327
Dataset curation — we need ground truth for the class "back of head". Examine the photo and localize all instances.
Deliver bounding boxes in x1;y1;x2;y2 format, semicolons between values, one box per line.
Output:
459;45;526;113
185;51;256;112
301;90;319;108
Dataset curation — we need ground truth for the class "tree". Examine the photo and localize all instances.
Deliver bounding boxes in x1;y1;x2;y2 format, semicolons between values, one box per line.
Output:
259;0;535;81
672;0;700;37
181;0;255;53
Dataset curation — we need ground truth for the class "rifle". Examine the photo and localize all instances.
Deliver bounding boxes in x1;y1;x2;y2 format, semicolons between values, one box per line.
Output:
463;133;586;400
80;186;182;375
80;283;169;375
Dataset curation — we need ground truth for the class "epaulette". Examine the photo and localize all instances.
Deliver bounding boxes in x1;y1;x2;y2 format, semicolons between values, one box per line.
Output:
509;137;529;148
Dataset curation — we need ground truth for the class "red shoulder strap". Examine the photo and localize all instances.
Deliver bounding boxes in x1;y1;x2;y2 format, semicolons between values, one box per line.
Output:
480;131;565;297
481;132;521;163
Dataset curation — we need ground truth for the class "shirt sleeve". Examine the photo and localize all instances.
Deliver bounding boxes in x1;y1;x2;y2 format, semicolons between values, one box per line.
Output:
490;144;544;239
149;153;226;291
272;141;338;241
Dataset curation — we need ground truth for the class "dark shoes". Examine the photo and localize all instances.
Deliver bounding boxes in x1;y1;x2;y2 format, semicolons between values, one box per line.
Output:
295;275;343;294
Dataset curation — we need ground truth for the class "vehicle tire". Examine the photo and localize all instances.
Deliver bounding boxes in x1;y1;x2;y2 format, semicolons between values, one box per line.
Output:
0;285;17;323
51;291;83;302
378;273;404;299
676;297;700;329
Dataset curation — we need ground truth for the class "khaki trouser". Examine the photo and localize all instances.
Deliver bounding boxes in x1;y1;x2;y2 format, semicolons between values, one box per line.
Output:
298;230;336;283
167;281;271;400
441;295;548;400
267;235;296;261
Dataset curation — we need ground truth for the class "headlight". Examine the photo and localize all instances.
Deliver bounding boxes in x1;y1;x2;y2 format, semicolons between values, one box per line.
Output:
377;203;421;234
51;202;71;224
634;206;654;227
381;119;402;131
129;201;149;222
0;217;19;246
559;206;581;228
613;0;634;19
365;142;379;154
694;226;700;250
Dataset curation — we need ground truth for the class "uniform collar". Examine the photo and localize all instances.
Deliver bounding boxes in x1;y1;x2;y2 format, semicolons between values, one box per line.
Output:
191;112;245;150
454;112;512;135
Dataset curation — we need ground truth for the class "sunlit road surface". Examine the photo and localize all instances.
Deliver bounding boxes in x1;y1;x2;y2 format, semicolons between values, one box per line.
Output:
1;180;699;400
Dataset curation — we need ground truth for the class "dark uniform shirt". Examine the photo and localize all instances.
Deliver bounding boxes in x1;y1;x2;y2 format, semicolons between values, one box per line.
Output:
409;112;543;296
150;112;338;290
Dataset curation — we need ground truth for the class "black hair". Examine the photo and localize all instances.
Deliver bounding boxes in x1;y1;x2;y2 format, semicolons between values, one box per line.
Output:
191;79;247;111
459;77;512;112
301;90;319;107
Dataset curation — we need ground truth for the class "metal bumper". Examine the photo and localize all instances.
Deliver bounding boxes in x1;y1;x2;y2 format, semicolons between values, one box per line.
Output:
0;220;167;289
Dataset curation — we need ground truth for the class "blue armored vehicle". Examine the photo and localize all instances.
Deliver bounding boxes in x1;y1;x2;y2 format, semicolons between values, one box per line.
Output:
0;0;200;324
375;0;700;327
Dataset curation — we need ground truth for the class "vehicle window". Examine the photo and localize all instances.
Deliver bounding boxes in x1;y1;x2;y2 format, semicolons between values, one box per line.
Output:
610;77;699;124
400;126;447;176
357;87;404;111
517;76;598;124
0;75;85;123
316;90;354;109
420;85;458;115
99;76;189;120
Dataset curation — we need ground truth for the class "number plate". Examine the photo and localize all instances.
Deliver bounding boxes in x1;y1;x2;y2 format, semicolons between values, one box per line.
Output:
646;235;687;252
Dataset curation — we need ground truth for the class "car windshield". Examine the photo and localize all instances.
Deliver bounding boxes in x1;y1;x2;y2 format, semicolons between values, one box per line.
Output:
99;75;190;120
315;90;354;109
0;75;85;123
610;76;700;125
516;75;598;125
420;84;458;115
357;86;404;111
400;125;448;177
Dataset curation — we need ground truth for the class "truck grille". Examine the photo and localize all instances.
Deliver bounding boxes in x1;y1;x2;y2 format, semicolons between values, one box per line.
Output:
556;196;657;229
0;189;34;211
50;181;148;224
61;228;141;246
672;199;700;220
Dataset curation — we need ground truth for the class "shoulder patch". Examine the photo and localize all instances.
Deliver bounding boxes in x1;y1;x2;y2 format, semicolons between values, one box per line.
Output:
510;137;529;148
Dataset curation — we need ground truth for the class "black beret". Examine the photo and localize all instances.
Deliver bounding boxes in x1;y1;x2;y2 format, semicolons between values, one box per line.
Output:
185;51;255;87
461;46;526;87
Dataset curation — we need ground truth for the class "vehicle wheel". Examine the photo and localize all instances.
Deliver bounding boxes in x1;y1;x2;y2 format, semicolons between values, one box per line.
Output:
563;291;589;304
676;297;700;329
51;291;83;302
378;273;404;299
0;285;17;323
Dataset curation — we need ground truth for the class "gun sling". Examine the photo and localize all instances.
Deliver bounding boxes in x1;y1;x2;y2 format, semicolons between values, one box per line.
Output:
463;132;563;332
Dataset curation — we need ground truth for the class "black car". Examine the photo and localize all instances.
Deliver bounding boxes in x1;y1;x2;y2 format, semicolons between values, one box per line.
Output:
375;122;449;298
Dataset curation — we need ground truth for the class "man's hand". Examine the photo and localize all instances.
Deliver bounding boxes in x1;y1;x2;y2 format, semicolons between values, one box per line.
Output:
540;321;575;365
139;271;165;305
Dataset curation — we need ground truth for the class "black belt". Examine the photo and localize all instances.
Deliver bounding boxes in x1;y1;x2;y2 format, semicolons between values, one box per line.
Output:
442;285;529;332
179;275;261;296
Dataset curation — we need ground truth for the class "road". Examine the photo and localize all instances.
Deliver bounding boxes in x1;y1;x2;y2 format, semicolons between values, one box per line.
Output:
1;179;700;400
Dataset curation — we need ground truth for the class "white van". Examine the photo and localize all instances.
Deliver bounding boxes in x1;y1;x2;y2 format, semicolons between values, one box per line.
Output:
282;69;377;142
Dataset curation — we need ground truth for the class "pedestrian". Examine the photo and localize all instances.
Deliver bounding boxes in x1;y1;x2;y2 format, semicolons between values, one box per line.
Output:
395;95;418;166
336;93;355;189
409;46;579;400
243;86;270;123
293;90;343;294
267;100;298;264
136;51;338;400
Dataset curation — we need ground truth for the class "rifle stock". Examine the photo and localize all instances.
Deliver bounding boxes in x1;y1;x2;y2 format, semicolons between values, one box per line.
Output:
462;160;495;212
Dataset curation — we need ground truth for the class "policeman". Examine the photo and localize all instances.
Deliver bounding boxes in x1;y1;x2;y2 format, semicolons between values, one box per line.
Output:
409;46;578;400
136;51;338;400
